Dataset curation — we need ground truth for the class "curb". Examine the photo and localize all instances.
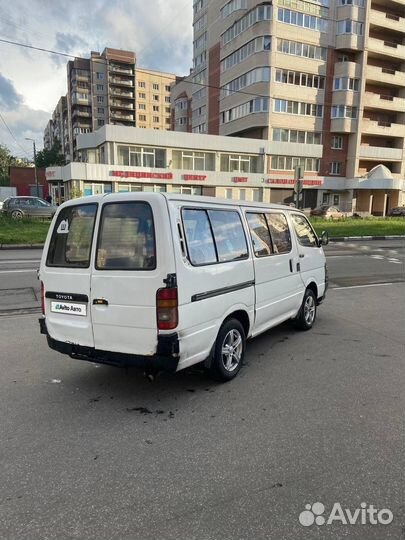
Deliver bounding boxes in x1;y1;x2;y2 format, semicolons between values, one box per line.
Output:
0;244;44;250
329;235;405;242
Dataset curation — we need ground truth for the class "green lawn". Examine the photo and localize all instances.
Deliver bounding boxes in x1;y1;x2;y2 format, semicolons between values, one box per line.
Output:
0;214;404;246
0;215;51;245
310;217;405;238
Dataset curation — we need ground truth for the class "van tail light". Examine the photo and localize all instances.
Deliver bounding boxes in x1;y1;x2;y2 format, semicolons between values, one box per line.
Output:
41;281;45;315
156;287;178;330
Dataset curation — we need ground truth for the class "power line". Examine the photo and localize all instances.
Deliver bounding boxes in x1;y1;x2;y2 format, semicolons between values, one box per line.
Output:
0;111;32;158
0;38;75;59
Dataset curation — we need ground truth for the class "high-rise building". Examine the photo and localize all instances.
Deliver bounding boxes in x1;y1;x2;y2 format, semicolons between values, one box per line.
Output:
44;48;177;161
44;95;70;160
172;0;405;213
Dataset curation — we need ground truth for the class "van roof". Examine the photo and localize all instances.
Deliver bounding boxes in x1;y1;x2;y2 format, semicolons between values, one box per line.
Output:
62;192;303;212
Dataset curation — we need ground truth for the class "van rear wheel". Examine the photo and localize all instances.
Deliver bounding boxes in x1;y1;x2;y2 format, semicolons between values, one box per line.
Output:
294;288;317;331
209;319;246;382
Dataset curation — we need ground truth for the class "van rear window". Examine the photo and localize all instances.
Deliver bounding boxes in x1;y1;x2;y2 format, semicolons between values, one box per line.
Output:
46;204;97;268
96;202;156;270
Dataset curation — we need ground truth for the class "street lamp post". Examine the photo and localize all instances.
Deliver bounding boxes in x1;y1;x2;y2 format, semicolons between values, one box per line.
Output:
25;138;39;197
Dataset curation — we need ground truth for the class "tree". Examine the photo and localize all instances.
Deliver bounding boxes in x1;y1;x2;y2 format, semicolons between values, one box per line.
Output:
0;144;19;186
35;140;66;168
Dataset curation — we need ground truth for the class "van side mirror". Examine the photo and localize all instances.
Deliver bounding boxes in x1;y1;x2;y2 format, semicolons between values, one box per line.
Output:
319;230;329;246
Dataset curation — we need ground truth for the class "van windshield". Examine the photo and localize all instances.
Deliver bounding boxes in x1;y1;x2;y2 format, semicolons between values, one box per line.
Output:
96;202;156;270
46;204;97;268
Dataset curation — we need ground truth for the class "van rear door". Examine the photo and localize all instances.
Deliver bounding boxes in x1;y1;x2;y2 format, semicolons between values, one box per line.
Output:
90;195;175;356
42;202;98;347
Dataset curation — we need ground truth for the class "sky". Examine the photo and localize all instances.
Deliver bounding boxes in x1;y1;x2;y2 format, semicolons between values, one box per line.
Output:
0;0;193;159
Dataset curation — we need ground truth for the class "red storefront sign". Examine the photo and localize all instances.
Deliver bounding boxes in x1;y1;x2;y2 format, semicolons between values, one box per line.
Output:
232;177;248;183
266;178;323;186
183;174;207;181
110;171;173;180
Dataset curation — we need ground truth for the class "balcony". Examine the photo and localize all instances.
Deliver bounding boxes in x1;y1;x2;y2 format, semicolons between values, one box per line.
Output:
336;34;364;51
334;61;362;79
110;100;134;110
364;92;405;112
369;9;405;33
359;145;403;160
368;37;405;60
362;118;405;137
110;111;135;121
109;77;134;87
109;64;134;75
72;108;91;118
109;88;134;98
366;65;405;87
330;118;358;133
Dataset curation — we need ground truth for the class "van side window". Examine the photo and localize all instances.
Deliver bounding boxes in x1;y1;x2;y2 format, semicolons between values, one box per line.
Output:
266;213;292;254
291;214;318;247
182;209;217;265
208;210;248;262
96;202;156;270
246;213;273;257
46;204;97;268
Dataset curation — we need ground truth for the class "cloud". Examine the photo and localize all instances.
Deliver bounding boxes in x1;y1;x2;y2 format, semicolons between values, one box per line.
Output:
0;74;23;110
0;0;193;155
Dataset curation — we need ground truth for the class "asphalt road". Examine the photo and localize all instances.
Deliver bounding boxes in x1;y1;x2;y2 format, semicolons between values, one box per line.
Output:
0;240;405;539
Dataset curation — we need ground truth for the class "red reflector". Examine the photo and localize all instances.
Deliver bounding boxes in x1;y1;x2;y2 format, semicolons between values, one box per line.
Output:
157;287;178;330
41;281;45;315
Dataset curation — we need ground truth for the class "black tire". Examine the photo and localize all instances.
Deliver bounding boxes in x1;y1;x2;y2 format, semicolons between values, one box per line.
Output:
209;318;246;382
11;209;23;220
294;288;317;331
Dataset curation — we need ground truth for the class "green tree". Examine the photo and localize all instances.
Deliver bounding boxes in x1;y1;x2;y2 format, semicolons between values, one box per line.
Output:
35;140;66;168
0;144;19;186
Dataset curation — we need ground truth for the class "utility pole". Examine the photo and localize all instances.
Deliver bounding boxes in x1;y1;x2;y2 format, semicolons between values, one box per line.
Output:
25;138;40;197
294;165;303;209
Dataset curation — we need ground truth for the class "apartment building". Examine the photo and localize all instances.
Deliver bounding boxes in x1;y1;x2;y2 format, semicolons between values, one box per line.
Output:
43;95;70;160
172;0;405;214
44;48;176;162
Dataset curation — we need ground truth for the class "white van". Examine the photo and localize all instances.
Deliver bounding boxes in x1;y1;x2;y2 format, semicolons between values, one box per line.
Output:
39;193;328;381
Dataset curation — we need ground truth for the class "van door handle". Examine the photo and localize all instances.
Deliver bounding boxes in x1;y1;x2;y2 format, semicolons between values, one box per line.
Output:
299;253;305;258
93;298;109;306
289;259;293;272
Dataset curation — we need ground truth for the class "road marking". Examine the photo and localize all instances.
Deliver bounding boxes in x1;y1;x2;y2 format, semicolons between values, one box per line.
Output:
332;282;394;291
0;269;37;274
370;254;385;260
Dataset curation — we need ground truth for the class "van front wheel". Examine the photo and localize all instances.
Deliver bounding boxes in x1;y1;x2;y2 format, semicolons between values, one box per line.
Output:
294;288;317;331
209;319;246;382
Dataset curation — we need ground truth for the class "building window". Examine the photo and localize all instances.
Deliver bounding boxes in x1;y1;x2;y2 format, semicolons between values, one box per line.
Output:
165;107;171;113
330;162;342;175
271;156;320;172
273;99;323;117
165;85;171;92
153;95;159;101
97;96;104;103
153;116;159;122
139;92;146;99
222;67;271;97
172;150;215;171
337;19;363;35
117;145;166;168
221;0;247;18
139;114;147;121
277;38;327;60
331;135;343;149
225;188;233;199
96;72;104;80
138;81;146;88
153;105;159;112
221;98;268;124
331;105;357;118
333;77;360;91
277;8;328;32
222;4;272;45
165;96;171;103
96;84;104;91
171;185;202;196
333;194;340;205
97;107;104;114
152;83;159;90
275;69;325;89
97;119;105;127
220;153;264;173
273;129;322;144
166;118;171;124
138;104;146;110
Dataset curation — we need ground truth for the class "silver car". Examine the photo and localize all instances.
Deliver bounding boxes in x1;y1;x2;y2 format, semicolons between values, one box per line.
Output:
2;196;57;219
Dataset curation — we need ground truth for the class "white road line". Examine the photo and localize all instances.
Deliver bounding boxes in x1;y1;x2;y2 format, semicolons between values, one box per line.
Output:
0;269;37;274
332;282;394;291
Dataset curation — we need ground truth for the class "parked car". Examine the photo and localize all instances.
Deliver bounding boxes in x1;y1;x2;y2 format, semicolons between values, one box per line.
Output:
310;205;344;220
388;206;405;217
39;193;328;382
2;196;57;219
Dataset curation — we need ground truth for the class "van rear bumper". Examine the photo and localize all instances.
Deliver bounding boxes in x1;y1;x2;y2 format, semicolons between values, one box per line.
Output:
39;318;179;373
